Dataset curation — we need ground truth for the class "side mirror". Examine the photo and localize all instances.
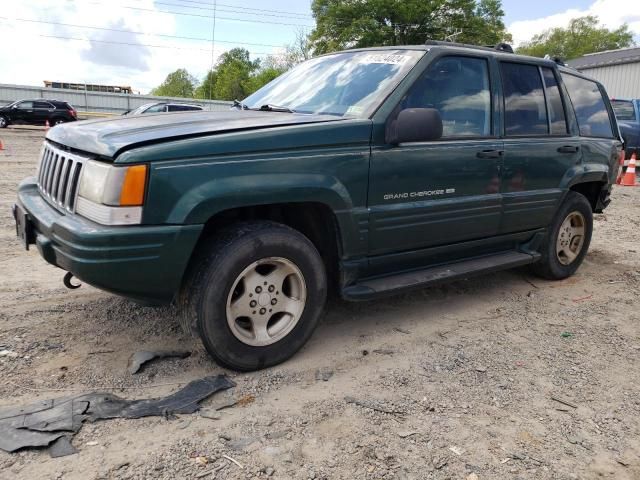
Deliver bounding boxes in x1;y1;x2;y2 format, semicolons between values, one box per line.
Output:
386;108;443;144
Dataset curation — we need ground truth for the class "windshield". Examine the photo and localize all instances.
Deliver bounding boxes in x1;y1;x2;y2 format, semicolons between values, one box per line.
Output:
242;50;425;117
129;103;157;115
612;100;636;121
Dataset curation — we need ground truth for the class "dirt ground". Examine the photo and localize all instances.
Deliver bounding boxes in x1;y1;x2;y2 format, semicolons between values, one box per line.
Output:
1;126;639;480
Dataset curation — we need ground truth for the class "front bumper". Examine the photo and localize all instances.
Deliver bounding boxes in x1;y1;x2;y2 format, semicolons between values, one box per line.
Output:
15;177;203;303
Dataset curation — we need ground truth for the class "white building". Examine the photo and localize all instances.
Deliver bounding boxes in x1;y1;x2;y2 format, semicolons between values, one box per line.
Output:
568;47;640;99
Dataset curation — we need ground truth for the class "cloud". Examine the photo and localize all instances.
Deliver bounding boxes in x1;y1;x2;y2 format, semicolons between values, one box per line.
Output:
0;0;241;93
508;0;640;46
80;19;152;71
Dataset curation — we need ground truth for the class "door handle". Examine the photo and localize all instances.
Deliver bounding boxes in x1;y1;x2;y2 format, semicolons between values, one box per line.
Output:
476;149;503;159
557;145;579;153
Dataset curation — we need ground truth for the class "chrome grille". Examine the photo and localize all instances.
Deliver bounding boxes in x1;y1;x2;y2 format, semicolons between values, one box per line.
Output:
36;142;85;212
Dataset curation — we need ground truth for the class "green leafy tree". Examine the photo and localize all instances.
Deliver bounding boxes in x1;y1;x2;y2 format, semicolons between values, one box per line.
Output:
309;0;511;55
151;68;198;98
245;67;286;93
196;48;287;101
517;16;634;60
194;70;218;100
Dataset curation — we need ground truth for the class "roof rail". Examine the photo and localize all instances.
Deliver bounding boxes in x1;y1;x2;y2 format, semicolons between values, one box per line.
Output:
425;40;514;54
543;54;567;66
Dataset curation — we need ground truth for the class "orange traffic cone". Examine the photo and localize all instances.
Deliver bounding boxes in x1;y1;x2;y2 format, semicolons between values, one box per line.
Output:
620;153;638;186
0;139;4;151
44;120;50;131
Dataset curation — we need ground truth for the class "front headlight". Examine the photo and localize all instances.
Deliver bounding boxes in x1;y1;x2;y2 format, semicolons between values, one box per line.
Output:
76;160;148;225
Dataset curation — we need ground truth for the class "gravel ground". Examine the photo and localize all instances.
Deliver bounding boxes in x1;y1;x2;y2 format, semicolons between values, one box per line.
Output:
1;126;639;480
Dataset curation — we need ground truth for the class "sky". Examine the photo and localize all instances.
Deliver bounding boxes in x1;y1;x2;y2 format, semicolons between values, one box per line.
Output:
0;0;639;94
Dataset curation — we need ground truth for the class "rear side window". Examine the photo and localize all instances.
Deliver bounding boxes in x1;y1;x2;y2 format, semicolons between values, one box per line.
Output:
34;101;52;109
541;68;568;135
561;74;614;138
501;63;548;136
611;100;636;121
402;55;492;137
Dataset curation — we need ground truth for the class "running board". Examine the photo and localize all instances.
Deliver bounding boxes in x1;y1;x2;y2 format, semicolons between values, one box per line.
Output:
342;251;539;300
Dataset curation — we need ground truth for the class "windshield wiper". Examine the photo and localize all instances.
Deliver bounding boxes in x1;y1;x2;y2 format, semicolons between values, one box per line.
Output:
259;104;295;113
232;99;251;110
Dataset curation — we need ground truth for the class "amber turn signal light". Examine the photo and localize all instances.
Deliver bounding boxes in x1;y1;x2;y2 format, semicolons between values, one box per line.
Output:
119;165;148;206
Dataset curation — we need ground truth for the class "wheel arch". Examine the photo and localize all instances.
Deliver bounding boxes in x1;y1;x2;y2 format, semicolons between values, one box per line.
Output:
563;166;609;212
185;202;344;295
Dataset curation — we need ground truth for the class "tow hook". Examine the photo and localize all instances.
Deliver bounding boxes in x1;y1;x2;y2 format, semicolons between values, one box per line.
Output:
63;272;81;289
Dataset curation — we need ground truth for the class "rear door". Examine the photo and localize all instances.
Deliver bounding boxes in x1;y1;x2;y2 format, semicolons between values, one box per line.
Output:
368;54;503;256
499;62;580;233
34;101;54;124
560;72;619;178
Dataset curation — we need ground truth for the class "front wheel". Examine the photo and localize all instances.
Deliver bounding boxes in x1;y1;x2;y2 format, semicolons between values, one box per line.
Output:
52;118;65;126
531;191;593;280
0;116;8;128
179;221;327;371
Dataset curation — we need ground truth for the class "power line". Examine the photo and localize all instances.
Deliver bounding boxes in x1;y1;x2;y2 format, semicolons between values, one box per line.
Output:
156;0;313;18
63;0;315;28
208;0;217;100
5;31;274;56
136;0;315;21
0;16;285;48
64;0;462;31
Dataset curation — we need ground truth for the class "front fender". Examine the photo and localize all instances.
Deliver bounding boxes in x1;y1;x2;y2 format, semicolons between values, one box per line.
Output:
170;172;354;224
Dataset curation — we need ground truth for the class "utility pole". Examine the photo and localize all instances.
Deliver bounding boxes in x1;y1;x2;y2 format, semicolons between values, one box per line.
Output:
208;0;217;102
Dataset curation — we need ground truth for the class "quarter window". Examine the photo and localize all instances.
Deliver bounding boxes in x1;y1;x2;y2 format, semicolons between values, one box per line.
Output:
611;99;636;121
561;74;613;138
401;56;492;137
541;68;568;135
501;63;548;136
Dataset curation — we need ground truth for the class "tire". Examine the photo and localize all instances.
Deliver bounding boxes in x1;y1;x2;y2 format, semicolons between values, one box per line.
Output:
0;116;8;128
179;221;327;371
52;118;65;126
530;191;593;280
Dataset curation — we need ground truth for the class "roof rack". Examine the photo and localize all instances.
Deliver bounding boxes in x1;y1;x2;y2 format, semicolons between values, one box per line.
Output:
424;40;514;54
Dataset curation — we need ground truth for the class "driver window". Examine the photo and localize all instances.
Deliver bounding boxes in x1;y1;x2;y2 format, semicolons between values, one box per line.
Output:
17;101;34;109
401;56;491;137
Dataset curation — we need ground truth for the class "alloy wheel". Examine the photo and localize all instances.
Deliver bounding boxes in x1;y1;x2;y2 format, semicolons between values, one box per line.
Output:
226;257;307;346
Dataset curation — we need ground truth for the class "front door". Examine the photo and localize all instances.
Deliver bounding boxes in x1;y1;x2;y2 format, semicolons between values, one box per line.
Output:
12;101;34;124
368;55;503;257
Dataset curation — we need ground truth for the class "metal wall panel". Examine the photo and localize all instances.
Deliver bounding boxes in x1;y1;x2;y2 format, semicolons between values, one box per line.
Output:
0;83;233;114
578;63;640;99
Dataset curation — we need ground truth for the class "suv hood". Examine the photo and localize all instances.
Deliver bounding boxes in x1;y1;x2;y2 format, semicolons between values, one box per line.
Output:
46;110;346;158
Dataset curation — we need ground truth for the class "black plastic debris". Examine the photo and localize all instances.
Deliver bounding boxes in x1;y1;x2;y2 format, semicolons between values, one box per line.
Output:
49;436;78;458
127;350;191;374
0;375;235;455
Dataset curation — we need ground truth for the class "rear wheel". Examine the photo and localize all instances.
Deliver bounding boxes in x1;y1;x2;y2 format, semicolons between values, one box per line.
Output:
531;191;593;280
179;221;327;371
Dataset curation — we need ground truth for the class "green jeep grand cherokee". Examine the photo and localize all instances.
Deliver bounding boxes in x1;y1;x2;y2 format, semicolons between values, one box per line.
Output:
14;43;622;371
